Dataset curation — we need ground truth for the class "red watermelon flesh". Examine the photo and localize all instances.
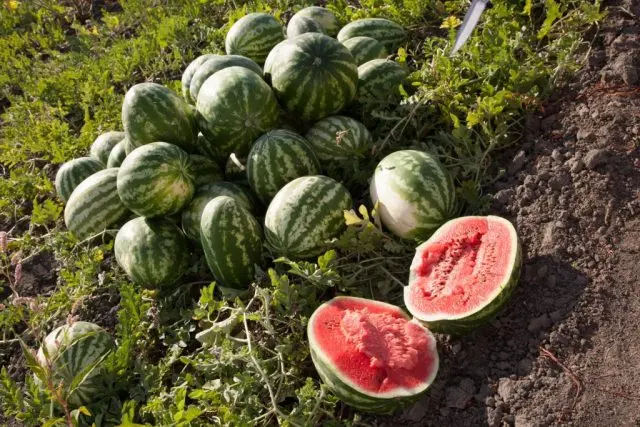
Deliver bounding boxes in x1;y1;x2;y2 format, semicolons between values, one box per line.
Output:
405;216;520;323
308;296;438;397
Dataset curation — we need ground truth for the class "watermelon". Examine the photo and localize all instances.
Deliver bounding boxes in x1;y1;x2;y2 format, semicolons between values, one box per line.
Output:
89;131;124;165
308;296;439;413
122;83;198;153
341;36;388;65
36;321;115;408
287;13;325;38
117;142;195;218
64;168;129;240
190;154;223;187
181;182;254;241
114;217;189;289
196;66;280;162
370;150;455;240
189;55;263;103
295;6;339;37
55;157;104;203
246;129;320;203
337;18;406;52
305;115;373;161
263;39;286;85
106;139;127;168
269;33;358;122
225;13;284;65
264;175;352;259
123;137;136;156
200;196;263;289
357;59;407;104
181;54;218;104
404;216;522;335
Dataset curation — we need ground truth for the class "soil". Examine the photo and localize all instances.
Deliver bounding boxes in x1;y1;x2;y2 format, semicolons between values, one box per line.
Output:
389;0;640;425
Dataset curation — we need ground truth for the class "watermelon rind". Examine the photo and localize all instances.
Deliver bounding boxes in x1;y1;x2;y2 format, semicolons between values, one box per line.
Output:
225;13;284;65
189;55;263;104
337;18;406;51
295;6;340;37
106;139;127;168
357;58;407;104
89;131;125;165
287;13;325;38
190;154;224;187
181;54;218;104
114;217;189;289
341;36;388;66
305;115;373;161
55;157;104;203
404;216;522;335
200;196;263;289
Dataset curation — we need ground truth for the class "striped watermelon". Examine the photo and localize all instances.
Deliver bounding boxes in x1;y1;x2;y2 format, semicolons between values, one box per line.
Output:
337;18;406;52
64;168;129;240
225;13;284;65
106;139;127;168
287;13;325;38
189;55;263;103
370;150;456;240
123;137;136;156
264;175;353;259
269;33;358;122
305;115;373;161
122;83;198;153
357;59;407;104
196;66;279;162
263;39;286;85
341;36;388;65
117;142;195;218
114;217;189;289
190;154;223;187
181;181;254;241
246;129;320;203
181;54;218;104
90;131;124;165
295;6;339;37
55;157;104;203
36;321;115;408
200;196;263;289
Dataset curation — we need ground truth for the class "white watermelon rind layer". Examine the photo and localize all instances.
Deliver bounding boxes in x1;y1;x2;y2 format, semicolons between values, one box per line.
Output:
307;296;439;408
404;215;522;334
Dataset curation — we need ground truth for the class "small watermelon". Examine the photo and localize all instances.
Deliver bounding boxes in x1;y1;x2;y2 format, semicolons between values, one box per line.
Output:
106;139;127;168
341;36;388;65
308;296;439;413
89;131;125;165
370;150;456;240
357;59;407;104
225;13;284;65
55;157;104;203
295;6;339;37
305;115;373;161
287;13;325;38
200;196;263;289
337;18;406;52
190;154;224;187
189;55;263;103
404;216;522;335
181;54;218;104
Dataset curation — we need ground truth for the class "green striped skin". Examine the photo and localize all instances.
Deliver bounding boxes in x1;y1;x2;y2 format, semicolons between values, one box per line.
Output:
106;139;127;167
190;154;223;187
90;131;125;165
369;150;455;240
196;67;280;162
305;115;373;161
37;321;114;408
263;39;287;85
114;217;189;289
64;168;129;240
200;196;263;289
181;182;254;241
117;142;195;218
357;59;407;104
122;83;198;153
246;129;321;203
264;175;353;259
287;14;325;38
189;55;263;104
270;33;358;122
295;6;339;37
225;13;284;65
123;137;136;156
341;36;388;65
337;18;406;52
55;157;104;203
181;54;218;104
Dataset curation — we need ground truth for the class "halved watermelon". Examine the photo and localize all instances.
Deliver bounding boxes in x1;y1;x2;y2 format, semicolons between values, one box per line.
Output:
404;216;522;335
308;296;439;413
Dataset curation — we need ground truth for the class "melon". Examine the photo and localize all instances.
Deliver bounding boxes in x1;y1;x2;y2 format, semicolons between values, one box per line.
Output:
225;13;284;65
404;216;522;335
181;54;218;104
308;296;439;413
294;6;339;37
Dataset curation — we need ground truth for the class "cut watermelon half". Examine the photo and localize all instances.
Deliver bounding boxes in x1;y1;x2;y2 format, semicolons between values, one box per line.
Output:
404;215;522;335
308;296;439;413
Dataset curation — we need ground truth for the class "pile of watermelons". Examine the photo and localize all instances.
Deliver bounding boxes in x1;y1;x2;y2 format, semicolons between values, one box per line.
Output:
48;7;522;415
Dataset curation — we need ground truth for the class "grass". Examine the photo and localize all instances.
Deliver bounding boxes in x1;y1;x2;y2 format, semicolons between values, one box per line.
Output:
0;0;603;425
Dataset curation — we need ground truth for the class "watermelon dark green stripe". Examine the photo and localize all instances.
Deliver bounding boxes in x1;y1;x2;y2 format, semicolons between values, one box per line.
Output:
337;18;406;51
106;139;127;167
341;36;388;65
181;54;218;104
225;13;284;65
189;55;263;103
90;131;124;165
64;168;129;240
55;157;104;203
305;115;373;161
